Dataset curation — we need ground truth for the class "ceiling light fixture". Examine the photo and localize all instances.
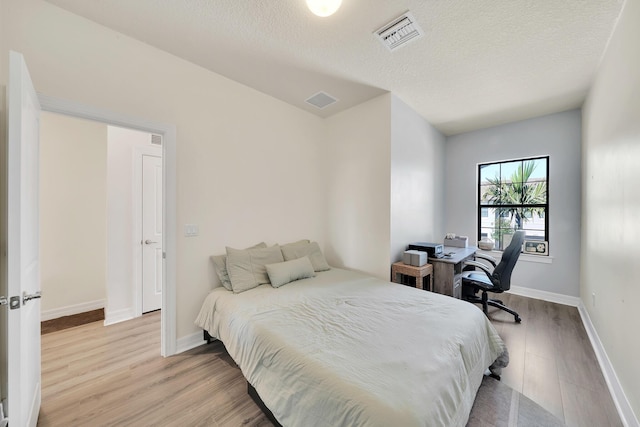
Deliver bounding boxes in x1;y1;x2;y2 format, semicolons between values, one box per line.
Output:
306;0;342;17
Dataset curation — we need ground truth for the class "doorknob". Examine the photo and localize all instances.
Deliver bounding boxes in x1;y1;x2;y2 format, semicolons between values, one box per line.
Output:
23;290;42;305
144;239;158;245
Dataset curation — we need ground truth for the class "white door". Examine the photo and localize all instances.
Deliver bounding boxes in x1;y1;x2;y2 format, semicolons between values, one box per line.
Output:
6;51;42;427
142;154;163;313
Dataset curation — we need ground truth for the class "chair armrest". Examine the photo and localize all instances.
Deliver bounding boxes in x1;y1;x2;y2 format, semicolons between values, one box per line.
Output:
463;260;493;277
474;252;498;267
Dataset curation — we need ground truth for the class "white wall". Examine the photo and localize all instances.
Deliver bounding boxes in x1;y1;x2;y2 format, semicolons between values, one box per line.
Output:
324;94;446;280
445;110;582;297
105;126;158;324
39;112;107;318
582;0;640;421
1;0;326;339
390;95;446;263
324;94;391;280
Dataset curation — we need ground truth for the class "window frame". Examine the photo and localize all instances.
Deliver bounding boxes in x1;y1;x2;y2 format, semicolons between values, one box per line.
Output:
477;156;549;251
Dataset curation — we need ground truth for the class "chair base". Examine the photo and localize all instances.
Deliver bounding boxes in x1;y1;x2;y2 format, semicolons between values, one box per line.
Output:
465;291;522;323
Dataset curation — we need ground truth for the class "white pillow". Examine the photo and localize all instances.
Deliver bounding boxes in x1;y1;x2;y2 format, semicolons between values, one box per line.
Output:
211;242;266;290
266;256;316;288
226;245;284;293
280;241;330;272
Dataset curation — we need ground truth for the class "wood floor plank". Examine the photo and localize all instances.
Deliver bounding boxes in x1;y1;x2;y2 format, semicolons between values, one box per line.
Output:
487;294;526;393
560;379;623;427
522;351;565;422
552;304;608;391
523;297;558;359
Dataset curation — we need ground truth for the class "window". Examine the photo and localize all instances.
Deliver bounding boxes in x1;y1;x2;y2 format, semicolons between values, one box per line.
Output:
478;156;549;251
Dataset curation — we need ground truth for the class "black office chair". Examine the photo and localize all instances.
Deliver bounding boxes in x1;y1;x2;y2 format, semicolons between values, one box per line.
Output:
462;230;525;323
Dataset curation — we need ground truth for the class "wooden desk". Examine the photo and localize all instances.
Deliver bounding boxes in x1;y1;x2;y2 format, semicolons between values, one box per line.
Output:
391;262;433;291
429;246;477;298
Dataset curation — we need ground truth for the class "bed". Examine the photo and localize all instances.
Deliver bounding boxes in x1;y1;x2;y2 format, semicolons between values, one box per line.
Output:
196;265;508;427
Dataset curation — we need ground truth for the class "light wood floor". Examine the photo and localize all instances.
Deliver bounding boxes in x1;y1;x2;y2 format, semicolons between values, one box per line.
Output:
485;293;622;427
39;295;623;427
39;311;271;427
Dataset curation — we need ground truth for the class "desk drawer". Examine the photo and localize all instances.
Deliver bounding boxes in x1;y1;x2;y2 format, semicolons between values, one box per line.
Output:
453;274;462;299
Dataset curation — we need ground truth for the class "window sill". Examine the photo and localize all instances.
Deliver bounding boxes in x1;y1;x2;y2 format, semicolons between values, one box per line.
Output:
476;249;554;264
520;254;553;264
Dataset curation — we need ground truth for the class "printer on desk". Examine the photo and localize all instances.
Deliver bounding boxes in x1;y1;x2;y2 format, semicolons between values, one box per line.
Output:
408;242;444;259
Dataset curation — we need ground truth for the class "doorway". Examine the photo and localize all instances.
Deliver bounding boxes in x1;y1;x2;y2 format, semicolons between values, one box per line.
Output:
40;114;164;326
38;94;177;357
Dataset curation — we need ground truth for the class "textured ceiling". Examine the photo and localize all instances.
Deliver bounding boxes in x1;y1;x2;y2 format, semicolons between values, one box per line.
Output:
44;0;624;135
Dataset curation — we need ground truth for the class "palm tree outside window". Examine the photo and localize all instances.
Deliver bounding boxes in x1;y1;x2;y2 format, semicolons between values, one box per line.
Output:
478;157;549;251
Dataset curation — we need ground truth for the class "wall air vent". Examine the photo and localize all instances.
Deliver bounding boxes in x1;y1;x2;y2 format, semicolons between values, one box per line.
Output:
150;134;162;146
305;91;338;109
375;11;424;51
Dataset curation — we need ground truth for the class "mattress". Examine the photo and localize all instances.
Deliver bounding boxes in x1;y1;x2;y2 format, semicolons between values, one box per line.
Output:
196;268;508;427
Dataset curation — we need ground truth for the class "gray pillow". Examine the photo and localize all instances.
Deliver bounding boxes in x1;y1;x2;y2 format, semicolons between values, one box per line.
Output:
211;242;266;290
266;256;316;288
280;239;310;247
280;241;330;272
226;245;284;293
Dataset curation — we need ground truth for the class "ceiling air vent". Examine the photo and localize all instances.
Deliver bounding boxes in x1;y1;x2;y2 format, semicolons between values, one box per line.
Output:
150;134;162;146
375;11;424;51
305;91;338;109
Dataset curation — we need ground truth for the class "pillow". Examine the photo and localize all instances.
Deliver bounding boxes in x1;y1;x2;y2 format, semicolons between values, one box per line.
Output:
280;239;310;247
211;242;266;290
280;241;330;272
266;256;316;288
226;245;284;293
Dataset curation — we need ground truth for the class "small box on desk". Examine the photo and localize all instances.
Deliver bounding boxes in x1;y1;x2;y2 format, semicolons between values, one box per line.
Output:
444;236;468;248
403;250;428;267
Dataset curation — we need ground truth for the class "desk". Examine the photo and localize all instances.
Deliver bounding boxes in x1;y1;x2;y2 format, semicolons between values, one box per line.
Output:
429;246;477;298
391;262;433;291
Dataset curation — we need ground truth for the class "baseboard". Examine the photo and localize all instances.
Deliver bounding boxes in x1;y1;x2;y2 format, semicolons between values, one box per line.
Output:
103;307;135;326
175;331;207;354
41;299;105;321
507;286;580;307
577;303;639;427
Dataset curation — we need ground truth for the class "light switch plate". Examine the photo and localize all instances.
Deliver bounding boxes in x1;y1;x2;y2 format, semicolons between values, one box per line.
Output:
184;224;199;237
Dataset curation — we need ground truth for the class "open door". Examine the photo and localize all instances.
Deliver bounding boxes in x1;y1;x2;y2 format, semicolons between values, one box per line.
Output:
6;51;42;427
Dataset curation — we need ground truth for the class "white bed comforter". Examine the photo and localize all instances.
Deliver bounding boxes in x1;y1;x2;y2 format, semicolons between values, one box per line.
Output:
196;268;507;427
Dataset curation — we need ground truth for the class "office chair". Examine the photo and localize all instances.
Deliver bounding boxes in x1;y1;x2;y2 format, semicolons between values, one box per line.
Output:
462;230;525;323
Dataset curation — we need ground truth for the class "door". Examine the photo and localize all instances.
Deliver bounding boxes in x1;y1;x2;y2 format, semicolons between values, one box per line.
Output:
6;51;42;427
142;154;162;313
